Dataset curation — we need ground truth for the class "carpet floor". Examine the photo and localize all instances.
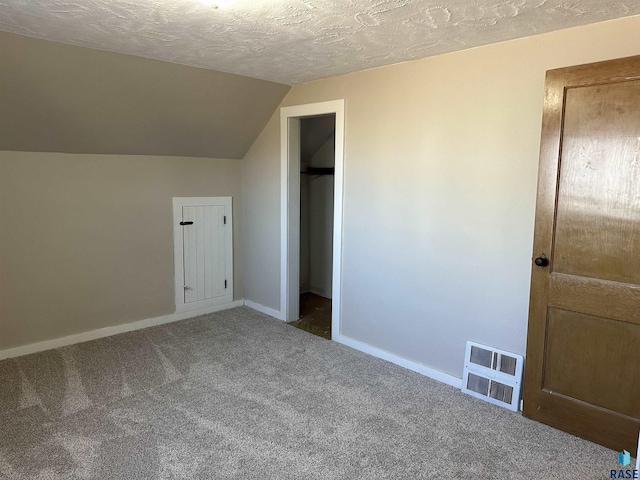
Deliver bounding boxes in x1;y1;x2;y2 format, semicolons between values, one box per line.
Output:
0;307;623;479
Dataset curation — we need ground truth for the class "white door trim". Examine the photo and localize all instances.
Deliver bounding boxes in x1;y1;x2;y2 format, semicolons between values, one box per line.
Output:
173;196;233;314
280;99;345;339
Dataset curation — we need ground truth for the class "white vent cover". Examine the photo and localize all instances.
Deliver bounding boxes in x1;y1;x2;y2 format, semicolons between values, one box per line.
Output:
462;341;524;412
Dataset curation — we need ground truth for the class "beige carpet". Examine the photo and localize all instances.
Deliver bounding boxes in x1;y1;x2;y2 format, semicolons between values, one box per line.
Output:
0;307;625;479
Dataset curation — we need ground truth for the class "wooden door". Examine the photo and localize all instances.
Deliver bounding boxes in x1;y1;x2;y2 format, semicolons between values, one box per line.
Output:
182;205;227;304
523;55;640;455
172;197;233;313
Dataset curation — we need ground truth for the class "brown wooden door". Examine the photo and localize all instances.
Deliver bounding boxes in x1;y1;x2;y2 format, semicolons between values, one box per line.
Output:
523;55;640;456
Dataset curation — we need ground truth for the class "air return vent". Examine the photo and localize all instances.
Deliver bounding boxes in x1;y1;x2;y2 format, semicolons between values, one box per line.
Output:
462;342;524;412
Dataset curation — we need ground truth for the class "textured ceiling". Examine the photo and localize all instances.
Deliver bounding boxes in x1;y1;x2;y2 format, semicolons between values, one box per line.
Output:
1;1;639;85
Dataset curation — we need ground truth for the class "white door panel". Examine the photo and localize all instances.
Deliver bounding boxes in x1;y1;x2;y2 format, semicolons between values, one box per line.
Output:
173;197;233;313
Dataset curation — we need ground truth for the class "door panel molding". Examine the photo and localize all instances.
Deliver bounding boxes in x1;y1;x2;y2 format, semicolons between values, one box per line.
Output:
548;273;640;325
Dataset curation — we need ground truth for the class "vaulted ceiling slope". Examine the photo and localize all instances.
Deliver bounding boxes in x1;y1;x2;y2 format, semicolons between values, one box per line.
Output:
301;115;335;164
0;31;290;158
1;1;639;85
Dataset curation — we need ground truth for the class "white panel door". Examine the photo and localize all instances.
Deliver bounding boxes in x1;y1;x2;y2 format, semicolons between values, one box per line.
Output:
173;197;233;313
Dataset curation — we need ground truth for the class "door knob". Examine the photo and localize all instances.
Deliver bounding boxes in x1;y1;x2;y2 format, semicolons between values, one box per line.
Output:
534;255;549;267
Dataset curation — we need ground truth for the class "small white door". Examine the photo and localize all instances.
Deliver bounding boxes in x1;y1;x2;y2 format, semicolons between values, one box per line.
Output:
173;197;233;313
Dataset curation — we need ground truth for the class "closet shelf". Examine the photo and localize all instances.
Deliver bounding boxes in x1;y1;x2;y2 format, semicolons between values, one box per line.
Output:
301;167;335;176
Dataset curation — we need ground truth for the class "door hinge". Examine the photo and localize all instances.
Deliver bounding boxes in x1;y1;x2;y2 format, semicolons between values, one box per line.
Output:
224;280;228;289
180;221;194;226
223;216;227;225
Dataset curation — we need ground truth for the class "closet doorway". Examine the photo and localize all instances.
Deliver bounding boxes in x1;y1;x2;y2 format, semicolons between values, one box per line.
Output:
280;100;345;341
291;114;336;339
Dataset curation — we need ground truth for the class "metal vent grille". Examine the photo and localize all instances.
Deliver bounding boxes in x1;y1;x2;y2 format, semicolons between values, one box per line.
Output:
462;342;524;412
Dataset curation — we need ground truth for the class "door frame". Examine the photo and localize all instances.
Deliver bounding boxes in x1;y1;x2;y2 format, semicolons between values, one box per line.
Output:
280;99;345;339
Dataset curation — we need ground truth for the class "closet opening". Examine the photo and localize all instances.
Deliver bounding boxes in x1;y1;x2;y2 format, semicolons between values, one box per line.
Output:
289;114;336;339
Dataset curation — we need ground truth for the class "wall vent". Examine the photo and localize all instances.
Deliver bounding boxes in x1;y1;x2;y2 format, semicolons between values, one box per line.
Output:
462;341;524;412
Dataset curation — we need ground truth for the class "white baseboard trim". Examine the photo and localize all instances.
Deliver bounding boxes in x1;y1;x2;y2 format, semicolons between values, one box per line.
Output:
309;286;332;299
0;300;245;361
334;334;462;389
244;300;286;321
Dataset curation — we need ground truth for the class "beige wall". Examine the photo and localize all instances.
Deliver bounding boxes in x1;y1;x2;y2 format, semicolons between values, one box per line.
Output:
0;31;290;159
242;15;640;378
0;151;243;350
307;134;335;298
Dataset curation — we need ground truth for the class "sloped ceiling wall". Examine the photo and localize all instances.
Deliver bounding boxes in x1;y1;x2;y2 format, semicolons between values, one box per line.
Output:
0;31;290;159
300;115;335;165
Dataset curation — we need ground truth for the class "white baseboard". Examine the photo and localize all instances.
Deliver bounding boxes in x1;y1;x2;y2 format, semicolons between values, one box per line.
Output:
334;334;462;389
3;299;463;391
0;300;245;361
309;286;332;299
244;300;286;321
